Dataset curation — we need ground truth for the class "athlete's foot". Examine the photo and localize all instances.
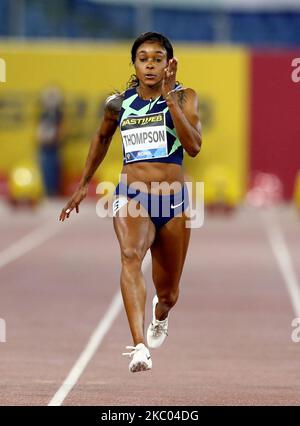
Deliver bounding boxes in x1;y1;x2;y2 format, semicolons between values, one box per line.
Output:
147;295;169;349
122;343;152;373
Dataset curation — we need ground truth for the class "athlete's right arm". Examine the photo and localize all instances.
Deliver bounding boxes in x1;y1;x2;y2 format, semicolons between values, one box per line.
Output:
59;93;124;221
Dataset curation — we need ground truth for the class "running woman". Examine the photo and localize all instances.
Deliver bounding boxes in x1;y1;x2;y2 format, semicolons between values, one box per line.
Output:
59;32;202;373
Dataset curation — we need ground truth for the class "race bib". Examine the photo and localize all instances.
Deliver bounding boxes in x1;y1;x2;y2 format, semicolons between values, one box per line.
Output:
120;112;168;163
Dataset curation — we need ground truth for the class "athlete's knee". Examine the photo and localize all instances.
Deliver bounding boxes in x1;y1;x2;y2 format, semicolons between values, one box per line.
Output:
159;289;179;309
121;246;144;267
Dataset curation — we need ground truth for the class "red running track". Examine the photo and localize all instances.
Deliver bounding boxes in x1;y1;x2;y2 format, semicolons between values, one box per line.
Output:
0;200;299;405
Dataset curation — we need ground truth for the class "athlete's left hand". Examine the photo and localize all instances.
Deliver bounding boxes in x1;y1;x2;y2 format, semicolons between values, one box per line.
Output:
162;57;178;99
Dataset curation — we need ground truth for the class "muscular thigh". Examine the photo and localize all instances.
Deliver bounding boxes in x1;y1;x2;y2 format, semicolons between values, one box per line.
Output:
150;212;191;289
113;198;156;259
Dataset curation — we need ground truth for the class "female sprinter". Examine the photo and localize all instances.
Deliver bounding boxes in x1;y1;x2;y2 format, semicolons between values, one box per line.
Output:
59;32;202;373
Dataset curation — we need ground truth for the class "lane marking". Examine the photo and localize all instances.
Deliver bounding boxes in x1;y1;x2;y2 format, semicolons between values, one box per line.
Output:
48;250;152;406
261;209;300;317
0;223;62;270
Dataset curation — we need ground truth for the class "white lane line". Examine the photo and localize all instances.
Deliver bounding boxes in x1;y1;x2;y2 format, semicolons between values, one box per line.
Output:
261;209;300;317
48;250;152;406
0;223;62;270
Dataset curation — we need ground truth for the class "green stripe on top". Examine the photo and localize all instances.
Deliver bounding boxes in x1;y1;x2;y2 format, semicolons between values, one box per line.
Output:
166;126;182;155
169;137;182;155
121;93;155;121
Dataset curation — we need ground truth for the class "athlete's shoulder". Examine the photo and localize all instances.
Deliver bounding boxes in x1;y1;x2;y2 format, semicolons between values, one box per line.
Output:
175;87;198;98
104;92;125;116
174;87;198;109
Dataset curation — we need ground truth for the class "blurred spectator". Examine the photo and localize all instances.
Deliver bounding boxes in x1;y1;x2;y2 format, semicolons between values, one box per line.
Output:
37;86;64;196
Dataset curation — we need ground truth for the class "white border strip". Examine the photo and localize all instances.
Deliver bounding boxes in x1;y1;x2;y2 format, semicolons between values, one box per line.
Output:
48;251;152;406
261;209;300;317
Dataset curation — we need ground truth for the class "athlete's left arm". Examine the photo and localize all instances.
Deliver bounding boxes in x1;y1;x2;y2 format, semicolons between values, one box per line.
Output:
166;88;202;157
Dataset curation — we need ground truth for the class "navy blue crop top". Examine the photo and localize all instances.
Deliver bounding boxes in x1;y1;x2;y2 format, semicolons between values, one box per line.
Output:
118;86;183;165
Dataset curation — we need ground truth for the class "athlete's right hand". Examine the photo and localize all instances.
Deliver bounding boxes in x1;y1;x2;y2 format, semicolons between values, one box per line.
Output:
59;184;88;221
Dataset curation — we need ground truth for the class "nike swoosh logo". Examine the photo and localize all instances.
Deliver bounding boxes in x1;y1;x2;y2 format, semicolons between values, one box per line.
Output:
157;100;166;104
147;355;151;360
170;201;184;209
